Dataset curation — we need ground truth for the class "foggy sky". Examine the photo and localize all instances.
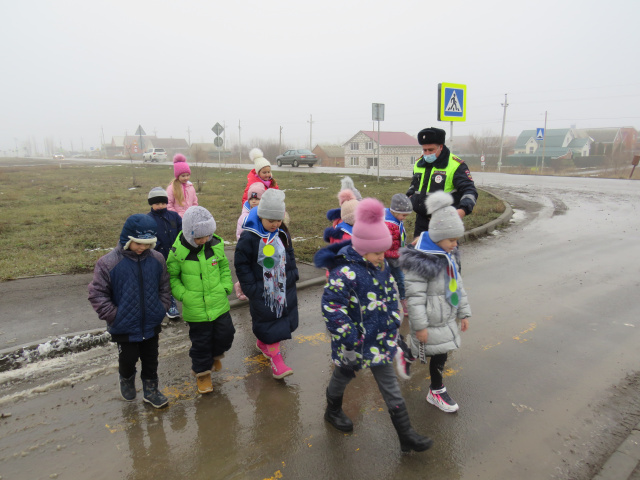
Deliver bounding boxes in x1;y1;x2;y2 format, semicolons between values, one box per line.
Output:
1;0;639;154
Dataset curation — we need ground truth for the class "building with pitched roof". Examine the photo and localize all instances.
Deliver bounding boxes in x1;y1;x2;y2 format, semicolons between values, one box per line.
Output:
342;130;421;170
313;144;344;167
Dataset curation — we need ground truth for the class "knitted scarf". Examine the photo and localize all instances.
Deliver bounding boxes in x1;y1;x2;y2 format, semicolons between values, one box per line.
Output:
242;208;287;316
415;232;459;307
384;208;406;247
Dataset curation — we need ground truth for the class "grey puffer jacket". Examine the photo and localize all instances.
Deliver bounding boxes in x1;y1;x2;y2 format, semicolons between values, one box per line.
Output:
399;245;471;357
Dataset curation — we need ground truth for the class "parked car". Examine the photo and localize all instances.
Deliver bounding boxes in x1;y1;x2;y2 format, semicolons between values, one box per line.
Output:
142;148;167;162
53;154;64;160
275;149;318;167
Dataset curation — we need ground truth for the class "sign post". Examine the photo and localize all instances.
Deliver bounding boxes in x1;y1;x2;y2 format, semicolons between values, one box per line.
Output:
372;103;385;181
212;123;224;170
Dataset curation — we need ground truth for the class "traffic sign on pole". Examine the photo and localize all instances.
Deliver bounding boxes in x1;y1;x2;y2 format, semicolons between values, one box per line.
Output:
214;137;224;147
437;83;466;122
212;123;224;136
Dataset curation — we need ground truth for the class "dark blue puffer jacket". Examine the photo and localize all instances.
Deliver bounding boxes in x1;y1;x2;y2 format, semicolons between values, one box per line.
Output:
147;207;182;259
234;223;299;344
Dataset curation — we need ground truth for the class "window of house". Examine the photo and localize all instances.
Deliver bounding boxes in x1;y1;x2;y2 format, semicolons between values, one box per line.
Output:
366;142;373;150
528;147;534;153
367;157;377;167
350;142;359;151
350;157;358;166
411;156;416;164
395;156;399;166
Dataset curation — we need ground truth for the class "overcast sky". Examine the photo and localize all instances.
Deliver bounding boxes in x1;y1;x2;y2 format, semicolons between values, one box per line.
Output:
1;0;639;154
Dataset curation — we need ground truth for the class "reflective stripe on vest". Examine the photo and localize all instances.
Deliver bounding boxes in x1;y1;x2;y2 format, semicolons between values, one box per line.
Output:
413;153;461;193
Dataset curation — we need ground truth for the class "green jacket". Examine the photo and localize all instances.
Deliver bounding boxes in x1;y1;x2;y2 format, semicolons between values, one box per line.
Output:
167;233;232;322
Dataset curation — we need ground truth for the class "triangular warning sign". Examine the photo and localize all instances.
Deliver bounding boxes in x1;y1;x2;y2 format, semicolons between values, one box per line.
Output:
135;125;146;136
445;91;462;113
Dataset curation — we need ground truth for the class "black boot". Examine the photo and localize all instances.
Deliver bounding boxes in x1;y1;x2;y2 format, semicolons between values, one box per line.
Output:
324;389;354;432
142;378;169;409
119;374;136;401
389;404;433;453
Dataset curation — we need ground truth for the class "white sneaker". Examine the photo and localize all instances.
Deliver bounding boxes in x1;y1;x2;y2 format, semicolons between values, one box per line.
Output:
427;386;459;413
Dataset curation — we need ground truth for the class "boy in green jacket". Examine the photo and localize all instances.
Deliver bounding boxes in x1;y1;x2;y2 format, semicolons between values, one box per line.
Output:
167;206;235;394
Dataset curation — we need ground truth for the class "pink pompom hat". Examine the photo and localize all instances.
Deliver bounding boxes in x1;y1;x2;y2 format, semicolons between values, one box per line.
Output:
173;153;191;178
351;198;392;255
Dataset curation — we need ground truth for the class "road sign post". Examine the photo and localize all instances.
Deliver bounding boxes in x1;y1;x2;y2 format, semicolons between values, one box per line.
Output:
372;103;384;181
212;123;225;170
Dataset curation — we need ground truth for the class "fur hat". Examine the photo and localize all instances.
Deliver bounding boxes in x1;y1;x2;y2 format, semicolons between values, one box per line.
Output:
119;214;157;250
390;193;412;214
339;192;358;226
173;153;191;178
417;127;446;145
148;186;168;205
257;189;285;220
250;148;271;174
351;198;392;256
426;191;464;243
340;176;362;200
182;206;217;247
247;182;267;200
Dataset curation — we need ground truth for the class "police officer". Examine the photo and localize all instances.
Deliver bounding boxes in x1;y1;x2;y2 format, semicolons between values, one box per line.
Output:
406;127;477;237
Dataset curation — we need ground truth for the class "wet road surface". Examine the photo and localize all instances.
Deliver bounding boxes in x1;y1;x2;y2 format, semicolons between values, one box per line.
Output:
1;173;640;479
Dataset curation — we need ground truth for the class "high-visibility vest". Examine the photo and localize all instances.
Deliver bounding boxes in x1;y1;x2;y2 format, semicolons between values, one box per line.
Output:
413;153;462;193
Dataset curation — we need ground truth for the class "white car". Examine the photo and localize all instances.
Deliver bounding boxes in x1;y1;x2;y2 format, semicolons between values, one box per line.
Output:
53;154;64;160
142;148;167;162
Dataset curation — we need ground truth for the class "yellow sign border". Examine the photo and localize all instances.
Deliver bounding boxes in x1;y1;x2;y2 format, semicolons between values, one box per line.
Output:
439;82;467;122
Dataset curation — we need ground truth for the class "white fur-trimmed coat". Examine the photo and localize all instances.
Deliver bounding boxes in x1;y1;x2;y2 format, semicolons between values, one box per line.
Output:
399;245;472;357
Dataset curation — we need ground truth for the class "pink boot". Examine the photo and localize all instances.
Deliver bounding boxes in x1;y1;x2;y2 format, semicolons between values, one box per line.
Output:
257;341;293;379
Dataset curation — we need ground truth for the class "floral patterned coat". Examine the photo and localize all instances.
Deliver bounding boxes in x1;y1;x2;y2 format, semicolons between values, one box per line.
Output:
314;241;401;371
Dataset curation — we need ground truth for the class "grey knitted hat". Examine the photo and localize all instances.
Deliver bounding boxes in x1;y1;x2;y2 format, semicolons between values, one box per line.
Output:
148;186;169;205
426;191;464;243
389;193;412;214
257;189;286;221
182;206;217;247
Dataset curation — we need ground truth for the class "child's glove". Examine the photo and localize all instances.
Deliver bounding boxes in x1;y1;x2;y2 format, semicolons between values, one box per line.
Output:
234;281;248;301
340;346;358;378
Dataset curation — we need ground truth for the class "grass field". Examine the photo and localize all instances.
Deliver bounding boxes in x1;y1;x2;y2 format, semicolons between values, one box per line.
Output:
0;162;505;280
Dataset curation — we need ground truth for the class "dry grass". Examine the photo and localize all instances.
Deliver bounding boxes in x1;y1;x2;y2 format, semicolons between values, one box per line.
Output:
0;163;504;280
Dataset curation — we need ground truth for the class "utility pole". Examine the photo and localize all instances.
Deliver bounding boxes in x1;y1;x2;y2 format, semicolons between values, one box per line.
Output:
307;114;314;150
497;94;509;173
186;126;191;146
238;120;242;162
279;126;283;153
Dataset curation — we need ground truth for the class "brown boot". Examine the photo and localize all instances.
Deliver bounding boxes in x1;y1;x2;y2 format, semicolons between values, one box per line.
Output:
195;370;213;394
212;355;224;372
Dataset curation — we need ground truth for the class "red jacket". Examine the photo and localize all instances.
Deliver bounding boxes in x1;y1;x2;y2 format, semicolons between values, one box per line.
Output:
384;222;403;259
241;170;279;205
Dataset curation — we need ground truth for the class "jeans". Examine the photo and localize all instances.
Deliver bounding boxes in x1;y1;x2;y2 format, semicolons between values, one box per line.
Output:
327;363;405;410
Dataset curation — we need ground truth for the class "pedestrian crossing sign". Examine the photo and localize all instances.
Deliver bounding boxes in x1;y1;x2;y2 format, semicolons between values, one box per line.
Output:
536;128;545;140
438;82;467;122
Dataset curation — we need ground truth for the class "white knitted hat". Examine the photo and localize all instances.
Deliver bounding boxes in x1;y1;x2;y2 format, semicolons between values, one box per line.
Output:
250;148;271;174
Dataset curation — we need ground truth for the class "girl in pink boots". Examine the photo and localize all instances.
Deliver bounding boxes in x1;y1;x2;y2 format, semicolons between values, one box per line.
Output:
234;189;299;379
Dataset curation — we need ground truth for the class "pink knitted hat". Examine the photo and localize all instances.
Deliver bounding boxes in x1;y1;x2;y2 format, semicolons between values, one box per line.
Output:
247;182;266;200
173;154;191;178
351;198;392;255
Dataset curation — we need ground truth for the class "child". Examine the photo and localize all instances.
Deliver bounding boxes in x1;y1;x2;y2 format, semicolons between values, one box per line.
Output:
313;198;433;453
241;148;279;205
88;214;171;408
147;186;183;319
236;182;266;240
325;176;362;228
323;189;358;244
384;193;413;316
396;191;471;413
234;189;299;379
167;154;198;217
166;206;235;394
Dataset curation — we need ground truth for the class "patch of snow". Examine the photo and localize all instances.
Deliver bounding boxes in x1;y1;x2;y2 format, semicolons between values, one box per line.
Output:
509;209;526;223
305;187;326;190
84;248;111;252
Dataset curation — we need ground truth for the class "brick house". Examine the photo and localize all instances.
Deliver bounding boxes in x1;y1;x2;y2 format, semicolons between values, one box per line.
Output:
342;131;421;170
313;144;344;167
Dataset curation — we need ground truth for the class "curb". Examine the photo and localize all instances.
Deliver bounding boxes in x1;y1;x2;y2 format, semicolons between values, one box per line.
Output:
461;190;513;244
593;421;640;480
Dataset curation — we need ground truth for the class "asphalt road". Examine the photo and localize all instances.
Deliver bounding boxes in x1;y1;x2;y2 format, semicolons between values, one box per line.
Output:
1;170;640;479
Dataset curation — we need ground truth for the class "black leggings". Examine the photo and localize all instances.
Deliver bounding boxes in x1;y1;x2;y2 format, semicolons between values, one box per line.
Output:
117;336;159;380
428;352;448;390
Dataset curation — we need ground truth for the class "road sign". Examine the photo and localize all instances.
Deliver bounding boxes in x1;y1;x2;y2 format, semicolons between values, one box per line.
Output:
481;154;485;165
438;82;466;122
212;123;224;136
372;103;385;121
536;128;545;140
214;137;224;147
135;125;146;136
